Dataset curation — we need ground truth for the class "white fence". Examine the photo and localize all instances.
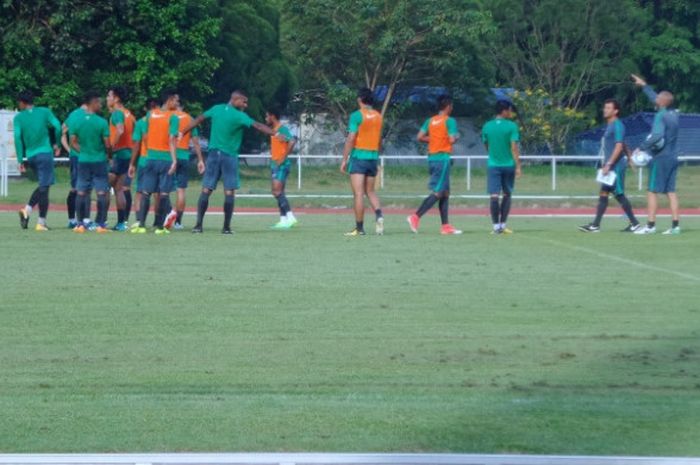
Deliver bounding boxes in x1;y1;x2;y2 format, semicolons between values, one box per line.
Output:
1;153;699;198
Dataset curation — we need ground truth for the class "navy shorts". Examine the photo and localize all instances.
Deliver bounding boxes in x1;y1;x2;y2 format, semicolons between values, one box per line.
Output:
110;157;130;176
271;159;292;184
123;173;132;188
77;161;109;192
348;158;378;177
26;153;55;188
141;159;174;194
135;162;147;192
202;149;240;191
175;159;190;189
428;158;450;193
69;155;78;189
648;156;678;194
487;166;516;195
601;165;626;196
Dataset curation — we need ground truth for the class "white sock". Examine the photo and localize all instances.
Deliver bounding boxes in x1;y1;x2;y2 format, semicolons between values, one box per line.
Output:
500;223;506;229
286;211;296;221
493;224;500;231
279;216;287;224
25;205;32;215
38;217;46;226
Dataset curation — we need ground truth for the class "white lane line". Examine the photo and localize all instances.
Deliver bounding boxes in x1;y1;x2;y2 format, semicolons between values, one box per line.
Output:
529;236;700;283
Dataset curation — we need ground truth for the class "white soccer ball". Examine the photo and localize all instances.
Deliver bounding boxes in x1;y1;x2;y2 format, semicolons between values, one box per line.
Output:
632;149;652;167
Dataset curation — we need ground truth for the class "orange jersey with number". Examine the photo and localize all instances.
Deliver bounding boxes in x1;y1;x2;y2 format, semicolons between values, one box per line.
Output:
354;108;382;151
146;109;174;152
174;111;193;151
110;108;135;151
427;115;452;154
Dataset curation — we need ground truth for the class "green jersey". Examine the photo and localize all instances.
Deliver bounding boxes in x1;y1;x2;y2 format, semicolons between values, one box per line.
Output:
482;117;520;168
203;104;254;157
64;107;87;158
13;106;61;163
72;112;110;163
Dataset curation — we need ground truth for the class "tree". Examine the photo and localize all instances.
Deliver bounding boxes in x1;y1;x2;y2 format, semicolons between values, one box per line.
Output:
632;0;700;111
282;0;495;128
485;0;646;110
0;0;294;122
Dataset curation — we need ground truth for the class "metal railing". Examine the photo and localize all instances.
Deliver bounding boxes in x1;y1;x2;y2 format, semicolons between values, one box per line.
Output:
2;153;699;198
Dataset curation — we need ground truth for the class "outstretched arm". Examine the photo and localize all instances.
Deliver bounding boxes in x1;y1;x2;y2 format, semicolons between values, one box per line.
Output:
252;121;275;136
181;115;206;136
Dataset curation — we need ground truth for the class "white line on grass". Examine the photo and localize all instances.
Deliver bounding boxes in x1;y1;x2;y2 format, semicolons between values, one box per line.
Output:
528;236;700;283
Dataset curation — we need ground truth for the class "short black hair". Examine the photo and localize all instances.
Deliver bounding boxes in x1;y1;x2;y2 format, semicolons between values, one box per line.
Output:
145;97;159;110
83;90;102;104
437;94;452;111
604;98;621;113
17;90;34;105
109;85;128;102
160;88;178;105
496;100;514;114
266;107;282;120
232;89;247;98
358;87;374;106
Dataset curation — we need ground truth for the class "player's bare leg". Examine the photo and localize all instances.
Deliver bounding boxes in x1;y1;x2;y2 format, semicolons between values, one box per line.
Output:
364;175;383;235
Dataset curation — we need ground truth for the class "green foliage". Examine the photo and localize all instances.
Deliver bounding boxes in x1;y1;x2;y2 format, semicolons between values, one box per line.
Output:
282;0;495;131
0;0;293;121
511;89;592;154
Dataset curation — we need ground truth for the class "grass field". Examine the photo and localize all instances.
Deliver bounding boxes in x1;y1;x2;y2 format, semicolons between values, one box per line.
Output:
0;211;699;455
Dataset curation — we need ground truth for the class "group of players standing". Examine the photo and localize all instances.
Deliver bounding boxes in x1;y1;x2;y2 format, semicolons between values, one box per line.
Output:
13;87;297;234
11;73;682;236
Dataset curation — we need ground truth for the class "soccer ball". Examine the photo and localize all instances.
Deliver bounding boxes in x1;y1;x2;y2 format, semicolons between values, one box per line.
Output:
631;149;652;167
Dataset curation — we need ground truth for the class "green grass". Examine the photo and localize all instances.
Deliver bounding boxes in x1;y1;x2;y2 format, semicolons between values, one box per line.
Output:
0;213;699;454
5;163;700;209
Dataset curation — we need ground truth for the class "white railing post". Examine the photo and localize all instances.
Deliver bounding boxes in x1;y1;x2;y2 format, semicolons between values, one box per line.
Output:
638;167;643;191
551;157;557;191
297;154;302;190
380;156;385;189
0;151;6;197
466;157;471;191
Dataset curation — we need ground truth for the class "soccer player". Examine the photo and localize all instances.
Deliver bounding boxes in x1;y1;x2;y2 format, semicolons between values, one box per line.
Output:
481;100;522;234
407;95;462;235
631;74;681;235
106;85;136;231
168;103;205;229
61;98;88;228
339;88;384;236
180;90;276;234
14;90;61;231
128;97;159;228
128;89;179;234
579;99;640;233
265;108;298;229
70;91;111;233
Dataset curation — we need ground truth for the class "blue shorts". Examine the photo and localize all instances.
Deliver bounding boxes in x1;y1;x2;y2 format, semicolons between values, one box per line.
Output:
123;173;132;188
348;158;378;177
69;155;78;189
427;158;450;193
135;163;146;192
487;166;516;195
602;165;626;195
648;156;678;194
77;161;109;192
271;159;292;184
202;149;240;191
141;159;174;194
110;157;130;176
175;159;190;189
26;153;55;188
